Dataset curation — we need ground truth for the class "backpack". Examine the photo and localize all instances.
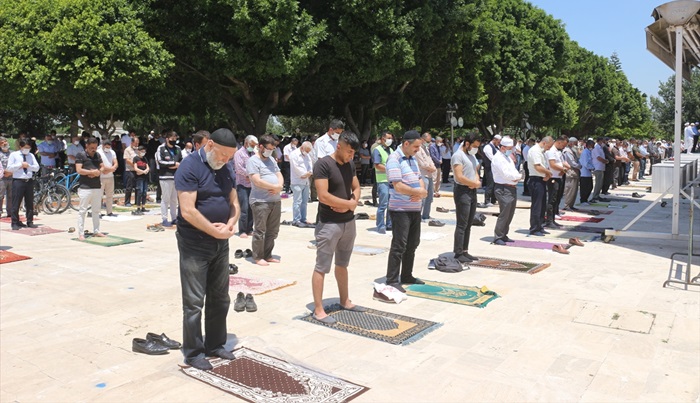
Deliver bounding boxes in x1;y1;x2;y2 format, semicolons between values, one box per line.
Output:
432;256;464;273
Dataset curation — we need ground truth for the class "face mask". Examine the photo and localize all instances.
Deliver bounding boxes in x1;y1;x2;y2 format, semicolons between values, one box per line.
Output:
247;146;255;153
21;148;30;155
385;139;393;147
505;150;513;157
206;150;225;170
262;149;274;158
104;147;112;152
139;152;146;157
73;140;80;145
331;132;340;141
468;148;478;156
363;143;368;148
47;140;54;144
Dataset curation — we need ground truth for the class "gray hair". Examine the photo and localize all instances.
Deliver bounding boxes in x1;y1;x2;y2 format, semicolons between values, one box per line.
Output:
542;136;554;144
301;141;313;152
244;135;258;147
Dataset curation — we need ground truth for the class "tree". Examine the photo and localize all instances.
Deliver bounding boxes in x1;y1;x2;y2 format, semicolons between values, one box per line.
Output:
651;70;700;137
0;0;174;135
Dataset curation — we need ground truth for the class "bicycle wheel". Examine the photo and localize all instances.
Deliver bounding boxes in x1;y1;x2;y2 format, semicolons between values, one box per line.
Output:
69;183;81;211
48;185;70;214
42;192;60;214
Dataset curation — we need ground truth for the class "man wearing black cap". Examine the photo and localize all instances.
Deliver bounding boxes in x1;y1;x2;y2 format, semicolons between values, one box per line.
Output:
175;128;240;371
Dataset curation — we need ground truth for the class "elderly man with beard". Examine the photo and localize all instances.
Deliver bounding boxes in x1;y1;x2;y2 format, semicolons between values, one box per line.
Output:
490;136;521;245
174;128;240;371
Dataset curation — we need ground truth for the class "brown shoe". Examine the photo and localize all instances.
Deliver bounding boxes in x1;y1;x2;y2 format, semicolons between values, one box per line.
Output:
552;244;570;254
568;237;584;247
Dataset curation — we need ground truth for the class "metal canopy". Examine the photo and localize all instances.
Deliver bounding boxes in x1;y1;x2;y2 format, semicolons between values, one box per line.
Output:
645;0;700;80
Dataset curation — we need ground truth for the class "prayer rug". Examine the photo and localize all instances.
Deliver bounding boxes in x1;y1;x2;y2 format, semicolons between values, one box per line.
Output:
298;304;440;345
585;203;627;209
558;225;611;234
469;256;550;274
3;226;63;236
73;235;142;247
229;274;296;295
0;216;39;223
101;215;142;222
181;347;369;402
603;197;640;203
559;216;604;223
505;239;568;250
405;280;499;308
0;250;31;264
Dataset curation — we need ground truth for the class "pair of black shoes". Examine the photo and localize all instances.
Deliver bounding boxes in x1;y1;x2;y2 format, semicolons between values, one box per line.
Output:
234;249;253;259
233;292;257;312
11;222;37;230
493;236;515;246
186;349;236;371
455;253;477;264
132;332;181;355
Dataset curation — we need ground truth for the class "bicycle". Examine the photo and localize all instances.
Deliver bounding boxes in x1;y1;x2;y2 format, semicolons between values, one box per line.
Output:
52;167;81;211
32;171;70;215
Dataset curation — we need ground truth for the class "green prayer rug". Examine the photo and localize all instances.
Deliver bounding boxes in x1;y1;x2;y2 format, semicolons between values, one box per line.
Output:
72;235;142;247
405;280;499;308
298;304;440;345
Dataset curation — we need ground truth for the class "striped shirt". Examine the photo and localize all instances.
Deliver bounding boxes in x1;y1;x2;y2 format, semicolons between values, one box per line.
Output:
386;147;422;212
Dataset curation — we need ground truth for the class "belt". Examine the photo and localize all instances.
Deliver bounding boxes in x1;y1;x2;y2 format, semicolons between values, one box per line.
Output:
13;178;32;182
495;183;516;188
529;176;544;180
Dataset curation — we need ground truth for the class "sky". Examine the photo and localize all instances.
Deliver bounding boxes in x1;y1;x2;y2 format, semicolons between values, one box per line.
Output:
528;0;676;99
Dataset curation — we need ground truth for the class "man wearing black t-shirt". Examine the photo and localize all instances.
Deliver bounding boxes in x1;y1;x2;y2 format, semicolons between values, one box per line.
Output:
174;128;240;371
310;131;366;324
75;137;105;241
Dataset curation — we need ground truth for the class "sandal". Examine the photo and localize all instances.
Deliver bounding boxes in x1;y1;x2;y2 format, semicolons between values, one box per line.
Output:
234;249;244;258
312;313;337;324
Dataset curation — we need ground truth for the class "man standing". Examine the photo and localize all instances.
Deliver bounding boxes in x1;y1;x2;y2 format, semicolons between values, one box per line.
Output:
0;136;13;218
451;133;482;262
527;136;554;236
156;131;182;227
545;136;569;228
561;137;581;211
579;140;596;205
233;135;257;238
429;136;442;195
416;132;439;224
7;139;40;230
491;137;520;245
122;137;139;206
384;131;428;292
66;134;84;174
282;137;298;193
590;137;608;202
290;141;314;227
373;131;394;234
601;137;616;194
37;133;60;175
480;134;501;206
314;120;344;160
247;135;284;266
311;131;365;323
692;122;699;153
684;123;694;153
358;140;372;184
147;131;162;203
75;138;106;240
97;139;118;217
522;138;534;196
175;128;240;371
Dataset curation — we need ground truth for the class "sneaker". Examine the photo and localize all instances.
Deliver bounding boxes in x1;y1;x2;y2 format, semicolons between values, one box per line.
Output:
233;292;246;312
106;213;118;217
428;220;445;227
162;220;172;227
245;294;257;312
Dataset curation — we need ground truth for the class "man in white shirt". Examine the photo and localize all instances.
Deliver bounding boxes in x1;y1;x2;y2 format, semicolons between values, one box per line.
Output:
314;119;344;160
289;141;314;227
526;136;554;236
7;139;41;229
544;136;569;228
491;137;521;245
282;137;299;193
684;123;694;153
416;132;440;225
97;139;118;217
521;138;534;195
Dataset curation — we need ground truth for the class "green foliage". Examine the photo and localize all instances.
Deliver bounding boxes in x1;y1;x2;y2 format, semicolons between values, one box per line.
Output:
650;70;700;137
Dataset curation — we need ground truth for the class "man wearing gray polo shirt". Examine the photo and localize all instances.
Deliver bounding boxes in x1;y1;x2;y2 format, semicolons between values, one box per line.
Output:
247;134;284;266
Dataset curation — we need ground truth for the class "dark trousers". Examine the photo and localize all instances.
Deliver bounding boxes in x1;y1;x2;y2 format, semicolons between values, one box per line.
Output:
522;162;530;195
494;184;516;239
135;175;149;206
177;233;230;360
251;201;281;260
546;177;562;223
2;177;13;217
602;164;615;194
282;161;290;191
360;164;371;185
310;176;317;201
580;176;593;203
441;159;451;183
11;179;34;225
149;159;161;201
386;211;421;284
372;182;378;205
123;171;135;204
483;168;495;204
236;185;254;234
453;184;477;256
528;177;546;233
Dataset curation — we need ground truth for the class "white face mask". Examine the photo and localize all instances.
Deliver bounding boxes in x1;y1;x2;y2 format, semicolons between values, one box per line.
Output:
262;149;274;158
104;148;112;153
385;139;393;147
505;149;513;157
330;132;340;141
468;148;478;156
73;140;80;145
21;148;30;155
206;150;225;170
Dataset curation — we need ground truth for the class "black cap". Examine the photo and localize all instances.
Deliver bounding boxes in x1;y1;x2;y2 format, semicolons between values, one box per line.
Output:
402;130;421;142
210;128;239;148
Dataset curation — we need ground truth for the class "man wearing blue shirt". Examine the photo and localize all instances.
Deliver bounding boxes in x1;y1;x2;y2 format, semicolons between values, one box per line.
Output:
37;133;60;175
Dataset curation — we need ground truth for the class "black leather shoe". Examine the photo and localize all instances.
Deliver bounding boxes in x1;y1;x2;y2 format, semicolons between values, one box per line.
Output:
17;222;27;228
26;223;38;229
146;332;181;349
209;349;235;360
234;292;246;312
463;253;477;261
493;239;506;246
401;277;425;285
245;293;257;312
456;254;473;263
11;225;20;231
185;357;213;370
132;338;169;355
502;236;514;242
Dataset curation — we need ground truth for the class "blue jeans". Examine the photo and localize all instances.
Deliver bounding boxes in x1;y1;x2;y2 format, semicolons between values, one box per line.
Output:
135;175;148;206
236;185;253;234
421;176;433;220
176;233;230;360
291;183;309;223
376;182;392;230
639;159;647;178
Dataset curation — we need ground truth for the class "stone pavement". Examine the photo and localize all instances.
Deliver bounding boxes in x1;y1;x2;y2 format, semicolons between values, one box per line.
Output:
1;178;699;402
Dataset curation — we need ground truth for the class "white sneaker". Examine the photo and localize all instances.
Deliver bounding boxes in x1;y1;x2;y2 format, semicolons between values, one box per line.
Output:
580;202;590;206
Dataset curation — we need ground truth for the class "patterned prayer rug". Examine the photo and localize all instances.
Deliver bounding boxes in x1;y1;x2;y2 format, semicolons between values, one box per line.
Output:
72;235;142;247
559;216;604;223
299;304;440;345
0;216;39;223
229;274;296;295
0;250;31;264
3;226;63;236
405;280;499;308
469;256;550;274
505;239;568;250
181;347;369;402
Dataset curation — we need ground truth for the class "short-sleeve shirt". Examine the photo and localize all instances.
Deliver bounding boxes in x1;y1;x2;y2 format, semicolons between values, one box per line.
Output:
451;149;478;185
527;143;548;177
545;148;564;178
313;155;355;223
123;146;138;171
133;155;148;175
592;144;606;170
75;151;103;189
37;141;59;166
359;148;371;165
246;155;281;203
386;147;422;212
175;148;234;242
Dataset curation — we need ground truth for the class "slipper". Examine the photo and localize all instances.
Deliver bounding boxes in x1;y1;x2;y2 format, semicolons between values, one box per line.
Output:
312;313;337;324
631;192;643;198
245;249;253;258
568;237;584;247
340;305;367;312
436;207;450;213
434;193;441;198
229;264;238;275
355;212;370;220
67;227;75;233
234;249;244;258
552;244;570;254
